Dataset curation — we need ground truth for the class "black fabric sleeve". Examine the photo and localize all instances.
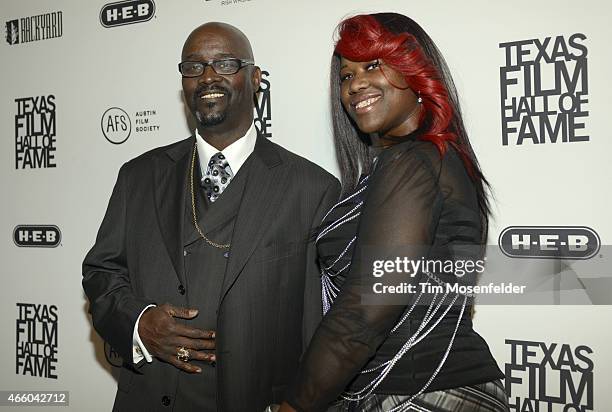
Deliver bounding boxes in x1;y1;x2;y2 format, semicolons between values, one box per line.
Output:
285;146;444;412
302;179;342;351
82;165;152;364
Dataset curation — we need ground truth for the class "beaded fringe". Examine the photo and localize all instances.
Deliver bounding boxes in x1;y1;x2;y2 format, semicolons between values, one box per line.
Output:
318;175;468;412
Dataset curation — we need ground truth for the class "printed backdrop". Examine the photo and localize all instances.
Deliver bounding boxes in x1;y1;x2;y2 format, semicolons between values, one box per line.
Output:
1;0;610;411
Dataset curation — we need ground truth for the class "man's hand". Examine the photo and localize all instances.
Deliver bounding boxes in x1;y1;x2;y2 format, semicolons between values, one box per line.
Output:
138;303;216;373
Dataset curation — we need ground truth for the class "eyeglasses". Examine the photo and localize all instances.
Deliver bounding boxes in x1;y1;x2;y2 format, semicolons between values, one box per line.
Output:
178;58;255;77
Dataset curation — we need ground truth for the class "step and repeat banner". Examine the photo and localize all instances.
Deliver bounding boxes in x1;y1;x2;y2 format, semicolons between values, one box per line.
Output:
1;0;610;411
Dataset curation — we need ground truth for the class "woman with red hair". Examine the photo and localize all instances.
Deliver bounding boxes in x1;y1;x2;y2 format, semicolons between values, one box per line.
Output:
278;13;509;412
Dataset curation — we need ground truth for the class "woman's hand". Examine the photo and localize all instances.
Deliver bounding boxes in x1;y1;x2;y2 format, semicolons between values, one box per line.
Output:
277;402;297;412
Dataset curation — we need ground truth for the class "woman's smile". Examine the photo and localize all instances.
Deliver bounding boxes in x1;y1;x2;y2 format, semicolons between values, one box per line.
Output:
351;94;382;114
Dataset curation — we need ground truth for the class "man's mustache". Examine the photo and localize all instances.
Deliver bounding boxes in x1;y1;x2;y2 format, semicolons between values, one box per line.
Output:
193;85;231;100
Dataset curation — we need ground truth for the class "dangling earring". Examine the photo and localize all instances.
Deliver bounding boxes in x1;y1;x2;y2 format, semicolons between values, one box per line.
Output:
417;91;423;104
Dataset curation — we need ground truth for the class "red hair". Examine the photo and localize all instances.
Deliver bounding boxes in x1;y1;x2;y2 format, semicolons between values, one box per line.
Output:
335;15;476;177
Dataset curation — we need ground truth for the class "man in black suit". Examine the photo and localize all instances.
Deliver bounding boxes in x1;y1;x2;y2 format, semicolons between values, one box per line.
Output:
83;22;339;411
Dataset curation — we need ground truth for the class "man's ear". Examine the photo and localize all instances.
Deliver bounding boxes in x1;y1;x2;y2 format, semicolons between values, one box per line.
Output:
252;66;262;92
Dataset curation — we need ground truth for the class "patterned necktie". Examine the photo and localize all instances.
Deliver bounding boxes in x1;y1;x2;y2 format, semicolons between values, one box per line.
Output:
201;152;233;202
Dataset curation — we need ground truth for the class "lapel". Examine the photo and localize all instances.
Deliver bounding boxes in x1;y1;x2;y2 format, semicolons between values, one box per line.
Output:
219;135;289;303
153;137;194;286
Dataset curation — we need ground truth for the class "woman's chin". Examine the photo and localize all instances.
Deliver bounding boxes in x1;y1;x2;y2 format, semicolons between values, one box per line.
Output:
354;120;380;136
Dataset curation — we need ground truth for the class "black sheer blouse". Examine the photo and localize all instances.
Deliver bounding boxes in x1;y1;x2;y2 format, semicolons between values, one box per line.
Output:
285;134;504;411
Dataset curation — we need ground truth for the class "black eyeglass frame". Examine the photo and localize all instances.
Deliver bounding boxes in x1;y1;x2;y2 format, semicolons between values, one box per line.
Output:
178;58;255;77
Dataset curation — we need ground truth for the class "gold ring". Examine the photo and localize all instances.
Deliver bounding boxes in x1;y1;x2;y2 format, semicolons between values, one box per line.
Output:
177;346;190;362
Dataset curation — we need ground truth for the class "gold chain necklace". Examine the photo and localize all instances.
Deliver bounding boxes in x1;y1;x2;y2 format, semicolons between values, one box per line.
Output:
190;142;230;249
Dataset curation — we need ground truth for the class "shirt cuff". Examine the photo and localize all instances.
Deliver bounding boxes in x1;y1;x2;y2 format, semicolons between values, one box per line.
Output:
132;304;156;364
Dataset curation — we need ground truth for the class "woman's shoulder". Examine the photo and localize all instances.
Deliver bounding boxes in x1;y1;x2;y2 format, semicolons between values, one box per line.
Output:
385;137;467;167
374;137;473;195
377;138;443;176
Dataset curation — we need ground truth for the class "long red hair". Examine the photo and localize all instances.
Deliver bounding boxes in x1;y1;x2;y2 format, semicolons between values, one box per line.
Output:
335;14;476;177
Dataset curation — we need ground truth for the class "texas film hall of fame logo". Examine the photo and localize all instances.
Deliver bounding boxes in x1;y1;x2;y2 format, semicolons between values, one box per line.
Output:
16;303;59;379
499;33;588;146
14;95;57;169
505;339;593;411
255;70;271;138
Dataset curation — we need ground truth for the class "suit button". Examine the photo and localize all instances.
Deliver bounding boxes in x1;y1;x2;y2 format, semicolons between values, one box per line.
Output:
161;396;171;406
178;285;185;295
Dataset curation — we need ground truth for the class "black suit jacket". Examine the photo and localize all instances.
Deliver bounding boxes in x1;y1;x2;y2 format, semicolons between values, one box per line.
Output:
83;135;340;411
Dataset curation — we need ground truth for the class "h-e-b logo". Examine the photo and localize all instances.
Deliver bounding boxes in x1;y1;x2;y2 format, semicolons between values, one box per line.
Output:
100;0;155;28
14;225;61;248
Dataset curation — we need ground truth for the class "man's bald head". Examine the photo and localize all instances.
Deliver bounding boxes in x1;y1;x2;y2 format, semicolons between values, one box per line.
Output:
180;22;260;146
182;22;254;61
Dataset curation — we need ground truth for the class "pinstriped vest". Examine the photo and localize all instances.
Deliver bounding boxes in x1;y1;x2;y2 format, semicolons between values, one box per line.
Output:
174;156;252;412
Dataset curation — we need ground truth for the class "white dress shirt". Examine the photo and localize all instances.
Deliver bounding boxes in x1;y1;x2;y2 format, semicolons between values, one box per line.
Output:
132;123;258;364
195;122;257;178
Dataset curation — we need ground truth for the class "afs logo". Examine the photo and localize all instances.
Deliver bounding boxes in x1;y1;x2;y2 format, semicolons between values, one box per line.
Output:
14;225;61;248
104;342;123;367
100;0;155;28
499;226;600;259
101;107;131;144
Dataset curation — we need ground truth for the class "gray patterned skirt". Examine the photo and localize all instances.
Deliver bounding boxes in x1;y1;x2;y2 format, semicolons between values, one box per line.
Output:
327;379;509;412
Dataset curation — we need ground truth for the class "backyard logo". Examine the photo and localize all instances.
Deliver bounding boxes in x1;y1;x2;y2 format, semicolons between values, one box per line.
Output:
5;11;63;45
5;20;18;44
